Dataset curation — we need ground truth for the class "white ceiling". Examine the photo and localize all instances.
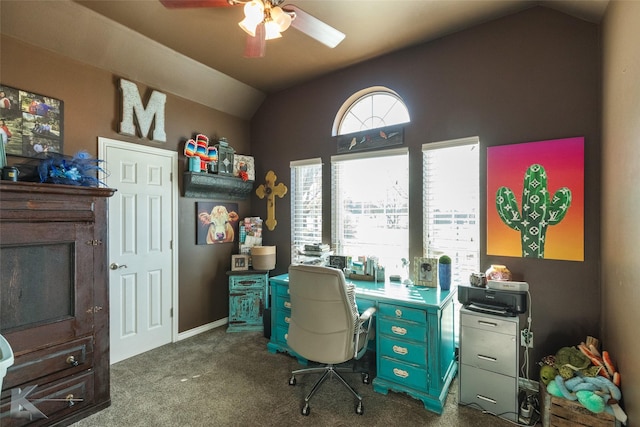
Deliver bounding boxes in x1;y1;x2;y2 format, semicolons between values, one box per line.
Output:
1;0;609;118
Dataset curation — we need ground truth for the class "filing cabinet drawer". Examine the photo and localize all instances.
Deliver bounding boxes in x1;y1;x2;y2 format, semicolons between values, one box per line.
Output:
378;356;427;392
379;303;426;324
459;364;518;422
460;327;517;376
379;317;427;342
461;312;517;335
379;338;427;367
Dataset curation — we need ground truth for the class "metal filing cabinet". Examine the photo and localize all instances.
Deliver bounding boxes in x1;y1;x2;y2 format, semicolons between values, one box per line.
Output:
459;307;519;422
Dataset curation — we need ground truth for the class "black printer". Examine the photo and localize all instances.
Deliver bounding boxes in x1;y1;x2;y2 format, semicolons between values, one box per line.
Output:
458;284;527;317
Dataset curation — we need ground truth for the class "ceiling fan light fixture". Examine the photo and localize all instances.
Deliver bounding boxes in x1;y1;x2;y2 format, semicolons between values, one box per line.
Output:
238;0;264;36
270;6;292;32
264;18;282;40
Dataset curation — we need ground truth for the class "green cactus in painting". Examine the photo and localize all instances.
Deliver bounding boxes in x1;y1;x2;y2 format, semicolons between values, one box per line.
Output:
496;164;572;258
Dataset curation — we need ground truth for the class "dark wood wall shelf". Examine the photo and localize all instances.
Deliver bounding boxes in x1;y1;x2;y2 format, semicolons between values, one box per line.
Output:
183;172;254;200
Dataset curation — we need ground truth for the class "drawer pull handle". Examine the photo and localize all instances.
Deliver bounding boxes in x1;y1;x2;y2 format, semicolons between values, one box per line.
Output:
284;301;292;309
477;354;497;362
66;394;76;407
66;355;80;367
478;320;498;327
391;326;407;336
284;316;290;324
476;394;497;404
393;368;409;378
392;345;408;355
394;309;403;317
284;333;288;340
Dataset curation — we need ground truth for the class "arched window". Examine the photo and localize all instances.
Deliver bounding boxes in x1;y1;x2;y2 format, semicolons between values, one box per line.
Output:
333;87;410;136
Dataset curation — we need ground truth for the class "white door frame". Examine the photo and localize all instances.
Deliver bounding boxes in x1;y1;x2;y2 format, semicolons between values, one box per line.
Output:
98;137;179;346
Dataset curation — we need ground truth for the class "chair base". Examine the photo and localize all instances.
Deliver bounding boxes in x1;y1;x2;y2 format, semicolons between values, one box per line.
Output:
289;364;367;416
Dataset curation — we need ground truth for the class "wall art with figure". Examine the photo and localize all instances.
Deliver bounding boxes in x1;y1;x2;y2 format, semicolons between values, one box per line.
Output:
0;84;63;157
487;137;584;261
197;202;239;245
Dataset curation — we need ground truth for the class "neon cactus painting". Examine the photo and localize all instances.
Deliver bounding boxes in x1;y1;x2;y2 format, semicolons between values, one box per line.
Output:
496;164;571;258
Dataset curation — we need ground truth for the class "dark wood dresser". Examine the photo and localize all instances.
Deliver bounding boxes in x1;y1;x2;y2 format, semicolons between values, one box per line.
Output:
0;181;115;426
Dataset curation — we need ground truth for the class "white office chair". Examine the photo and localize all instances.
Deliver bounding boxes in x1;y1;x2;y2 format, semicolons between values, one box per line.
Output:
286;264;376;416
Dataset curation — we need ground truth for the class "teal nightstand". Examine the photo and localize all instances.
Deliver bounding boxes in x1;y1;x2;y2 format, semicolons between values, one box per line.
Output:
227;270;269;333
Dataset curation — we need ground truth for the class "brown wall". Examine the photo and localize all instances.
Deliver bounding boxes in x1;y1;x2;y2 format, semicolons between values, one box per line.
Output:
1;35;253;333
252;6;601;374
602;1;640;422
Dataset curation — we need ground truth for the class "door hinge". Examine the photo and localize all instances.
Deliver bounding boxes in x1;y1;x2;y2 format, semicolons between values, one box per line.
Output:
169;240;173;250
85;239;102;246
170;308;173;318
170;172;173;182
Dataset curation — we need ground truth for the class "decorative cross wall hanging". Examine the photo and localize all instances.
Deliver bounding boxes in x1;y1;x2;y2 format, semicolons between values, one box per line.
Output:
256;170;288;231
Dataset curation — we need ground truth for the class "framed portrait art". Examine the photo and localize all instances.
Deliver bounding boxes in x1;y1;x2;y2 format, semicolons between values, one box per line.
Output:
0;84;64;157
414;257;438;287
231;254;249;271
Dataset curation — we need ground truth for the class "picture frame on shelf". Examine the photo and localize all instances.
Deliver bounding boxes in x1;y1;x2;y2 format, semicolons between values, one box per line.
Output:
414;257;438;287
233;154;255;181
231;254;249;271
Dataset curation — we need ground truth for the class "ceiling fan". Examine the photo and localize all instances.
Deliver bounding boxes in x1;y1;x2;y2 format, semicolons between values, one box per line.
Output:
159;0;345;58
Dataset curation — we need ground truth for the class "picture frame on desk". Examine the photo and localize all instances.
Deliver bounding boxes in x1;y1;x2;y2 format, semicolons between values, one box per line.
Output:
231;254;249;271
414;257;438;287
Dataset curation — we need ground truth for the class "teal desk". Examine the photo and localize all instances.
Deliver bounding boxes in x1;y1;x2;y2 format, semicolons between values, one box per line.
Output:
267;274;458;414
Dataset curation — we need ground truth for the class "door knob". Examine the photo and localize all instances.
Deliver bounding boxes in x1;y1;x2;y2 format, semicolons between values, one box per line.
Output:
109;263;128;270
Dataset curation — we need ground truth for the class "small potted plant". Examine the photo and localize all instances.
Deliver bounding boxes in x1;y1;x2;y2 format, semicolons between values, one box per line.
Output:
438;255;452;291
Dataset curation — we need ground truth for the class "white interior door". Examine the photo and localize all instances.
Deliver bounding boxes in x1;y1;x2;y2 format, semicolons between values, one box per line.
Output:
99;137;178;364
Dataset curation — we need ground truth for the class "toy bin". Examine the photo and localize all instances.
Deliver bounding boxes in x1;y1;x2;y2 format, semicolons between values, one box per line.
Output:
0;334;14;391
540;381;620;427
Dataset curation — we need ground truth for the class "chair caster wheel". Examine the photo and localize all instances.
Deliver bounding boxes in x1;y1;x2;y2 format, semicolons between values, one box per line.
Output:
289;376;296;386
356;401;364;415
301;404;310;416
362;373;370;384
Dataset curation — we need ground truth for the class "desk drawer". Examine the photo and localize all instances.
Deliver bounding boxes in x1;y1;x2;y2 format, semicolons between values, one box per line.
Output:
275;295;292;312
276;310;292;328
460;327;517;376
379;337;426;367
379;303;426;324
379;317;427;343
229;274;266;291
274;284;290;297
461;312;517;335
378;356;427;392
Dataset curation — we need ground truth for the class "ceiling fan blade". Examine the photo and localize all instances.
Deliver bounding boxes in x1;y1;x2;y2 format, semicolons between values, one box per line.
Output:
282;5;345;48
159;0;237;8
244;22;266;58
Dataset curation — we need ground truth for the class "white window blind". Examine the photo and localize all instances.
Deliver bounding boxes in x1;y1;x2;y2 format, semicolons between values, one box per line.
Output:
331;148;409;274
422;137;480;283
291;158;323;256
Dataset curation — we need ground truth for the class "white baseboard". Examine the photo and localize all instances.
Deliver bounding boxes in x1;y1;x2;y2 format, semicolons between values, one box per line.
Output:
177;317;228;341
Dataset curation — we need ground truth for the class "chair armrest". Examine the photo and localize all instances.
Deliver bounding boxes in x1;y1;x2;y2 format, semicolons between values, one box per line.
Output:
358;307;377;322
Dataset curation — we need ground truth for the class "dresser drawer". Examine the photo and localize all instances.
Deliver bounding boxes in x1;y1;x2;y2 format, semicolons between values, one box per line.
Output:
461;312;517;335
459;364;518;422
461;327;517;376
378;303;426;324
0;371;95;426
378;356;427;391
229;274;266;291
379;337;427;367
379;317;427;342
3;337;93;391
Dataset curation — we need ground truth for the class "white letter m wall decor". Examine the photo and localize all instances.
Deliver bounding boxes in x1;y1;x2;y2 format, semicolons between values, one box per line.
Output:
119;79;167;142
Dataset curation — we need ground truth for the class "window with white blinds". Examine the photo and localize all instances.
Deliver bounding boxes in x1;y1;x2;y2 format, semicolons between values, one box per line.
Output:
290;158;323;256
422;137;480;283
331;148;409;275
